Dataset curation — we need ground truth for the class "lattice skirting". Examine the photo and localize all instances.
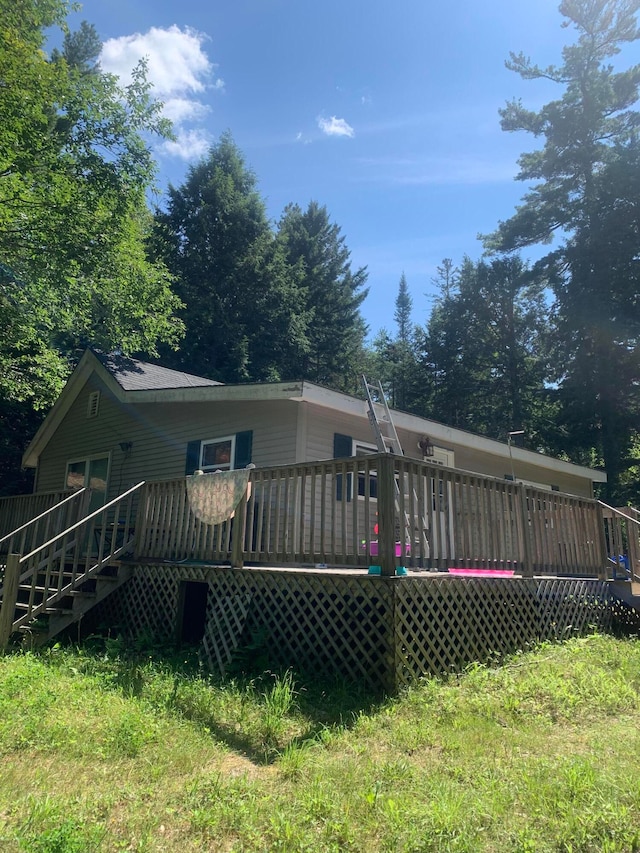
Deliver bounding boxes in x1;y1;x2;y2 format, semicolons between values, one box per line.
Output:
609;595;640;635
85;567;613;692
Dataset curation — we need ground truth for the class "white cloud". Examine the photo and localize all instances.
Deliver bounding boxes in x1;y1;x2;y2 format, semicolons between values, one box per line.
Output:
161;97;209;124
100;26;219;161
100;25;216;96
317;115;355;138
161;128;210;161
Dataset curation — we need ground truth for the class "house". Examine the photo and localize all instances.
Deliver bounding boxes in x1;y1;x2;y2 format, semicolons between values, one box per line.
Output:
22;349;605;505
3;350;638;692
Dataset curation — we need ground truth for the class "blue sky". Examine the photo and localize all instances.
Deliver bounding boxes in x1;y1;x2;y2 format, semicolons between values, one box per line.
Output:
65;1;638;339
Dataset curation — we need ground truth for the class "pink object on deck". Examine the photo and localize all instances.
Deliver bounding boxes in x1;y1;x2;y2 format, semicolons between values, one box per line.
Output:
448;568;515;577
364;541;411;557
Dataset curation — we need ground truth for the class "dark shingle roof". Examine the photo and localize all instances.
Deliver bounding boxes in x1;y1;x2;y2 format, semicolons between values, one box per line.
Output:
96;353;222;391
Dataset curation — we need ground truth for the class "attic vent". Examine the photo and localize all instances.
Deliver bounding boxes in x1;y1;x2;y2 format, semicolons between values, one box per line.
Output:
87;390;100;419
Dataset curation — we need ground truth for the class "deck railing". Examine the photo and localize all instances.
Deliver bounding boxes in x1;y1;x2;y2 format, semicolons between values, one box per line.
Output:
134;455;607;577
600;502;640;582
0;490;73;540
0;490;91;590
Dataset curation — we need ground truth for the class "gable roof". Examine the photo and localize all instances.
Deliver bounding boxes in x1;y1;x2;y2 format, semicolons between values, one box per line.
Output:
93;352;222;391
22;349;607;484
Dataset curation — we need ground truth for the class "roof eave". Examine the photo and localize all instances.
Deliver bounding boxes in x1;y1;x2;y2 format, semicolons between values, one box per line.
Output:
296;382;607;483
122;380;304;404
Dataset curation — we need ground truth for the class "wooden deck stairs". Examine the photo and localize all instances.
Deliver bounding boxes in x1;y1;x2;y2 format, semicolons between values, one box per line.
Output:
609;580;640;612
0;482;144;649
14;563;133;648
601;502;640;612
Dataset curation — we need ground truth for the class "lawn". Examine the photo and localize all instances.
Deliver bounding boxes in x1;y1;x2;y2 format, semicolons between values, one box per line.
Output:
1;633;640;852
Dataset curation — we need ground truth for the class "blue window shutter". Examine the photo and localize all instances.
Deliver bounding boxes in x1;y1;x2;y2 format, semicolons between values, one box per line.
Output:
185;440;201;475
334;433;352;501
333;433;352;458
234;430;253;469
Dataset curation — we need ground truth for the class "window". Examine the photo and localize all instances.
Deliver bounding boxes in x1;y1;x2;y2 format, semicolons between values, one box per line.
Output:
425;446;455;467
353;440;383;499
504;474;555;492
185;432;253;476
86;390;100;418
65;455;110;512
200;436;235;472
334;435;390;501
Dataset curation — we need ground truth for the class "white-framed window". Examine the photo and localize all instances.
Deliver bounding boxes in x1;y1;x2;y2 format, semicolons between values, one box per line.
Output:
513;477;553;492
353;440;379;499
65;454;110;512
200;435;236;472
425;446;455;467
186;431;253;476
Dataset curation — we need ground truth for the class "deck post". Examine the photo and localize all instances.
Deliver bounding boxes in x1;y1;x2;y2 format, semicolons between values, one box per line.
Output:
231;489;248;568
595;502;609;581
132;484;150;560
0;553;21;650
377;454;397;577
517;484;534;577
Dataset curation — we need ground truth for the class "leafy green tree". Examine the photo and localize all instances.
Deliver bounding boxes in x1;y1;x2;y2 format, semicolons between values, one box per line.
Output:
276;201;369;390
155;134;309;382
0;0;182;408
485;0;640;500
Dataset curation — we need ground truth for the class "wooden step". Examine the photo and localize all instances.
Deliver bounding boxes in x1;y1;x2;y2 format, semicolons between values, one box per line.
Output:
44;607;73;616
18;623;48;635
610;579;640;611
19;585;73;594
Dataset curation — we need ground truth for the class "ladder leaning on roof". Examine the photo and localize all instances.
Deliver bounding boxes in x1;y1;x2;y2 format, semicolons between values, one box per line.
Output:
362;376;403;454
362;376;429;561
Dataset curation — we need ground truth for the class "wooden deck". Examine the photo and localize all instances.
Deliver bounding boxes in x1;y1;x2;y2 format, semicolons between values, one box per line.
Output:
1;454;640;690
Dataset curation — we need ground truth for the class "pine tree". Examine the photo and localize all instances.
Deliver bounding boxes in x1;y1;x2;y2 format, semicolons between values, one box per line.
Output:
485;0;640;500
154;135;309;382
423;257;552;441
277;201;368;390
390;273;418;410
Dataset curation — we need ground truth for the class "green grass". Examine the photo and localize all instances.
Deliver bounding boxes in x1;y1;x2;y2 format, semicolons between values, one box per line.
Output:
1;634;640;851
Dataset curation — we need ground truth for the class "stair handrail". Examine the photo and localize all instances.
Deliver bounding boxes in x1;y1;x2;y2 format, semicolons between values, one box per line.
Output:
6;481;146;638
19;481;144;565
597;501;640;528
598;500;640;582
0;488;88;547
